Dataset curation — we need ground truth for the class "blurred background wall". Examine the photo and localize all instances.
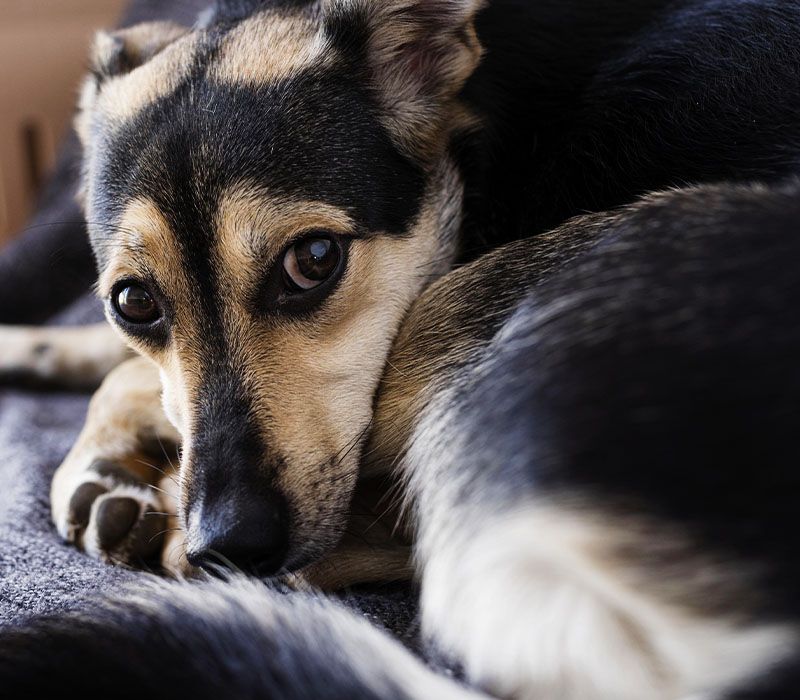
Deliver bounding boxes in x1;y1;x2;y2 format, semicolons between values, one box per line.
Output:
0;0;125;247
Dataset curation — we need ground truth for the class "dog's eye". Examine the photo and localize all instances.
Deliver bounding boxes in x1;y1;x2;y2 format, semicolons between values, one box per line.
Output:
113;283;161;324
282;235;342;292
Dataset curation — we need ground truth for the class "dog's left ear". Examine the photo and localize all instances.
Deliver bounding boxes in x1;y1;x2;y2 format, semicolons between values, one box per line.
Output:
90;21;189;80
76;21;189;147
74;22;189;205
323;0;486;162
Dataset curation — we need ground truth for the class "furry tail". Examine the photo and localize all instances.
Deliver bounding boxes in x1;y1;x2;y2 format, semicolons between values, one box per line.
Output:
0;577;481;700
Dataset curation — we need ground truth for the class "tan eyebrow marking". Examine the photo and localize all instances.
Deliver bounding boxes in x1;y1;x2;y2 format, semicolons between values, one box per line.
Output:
97;197;185;298
213;187;356;293
207;11;332;87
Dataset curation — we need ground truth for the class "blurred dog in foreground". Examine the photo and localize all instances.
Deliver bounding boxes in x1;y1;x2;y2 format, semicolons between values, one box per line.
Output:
2;1;800;698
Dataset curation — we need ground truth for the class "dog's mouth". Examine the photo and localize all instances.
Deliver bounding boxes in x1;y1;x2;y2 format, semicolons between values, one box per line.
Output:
177;442;359;577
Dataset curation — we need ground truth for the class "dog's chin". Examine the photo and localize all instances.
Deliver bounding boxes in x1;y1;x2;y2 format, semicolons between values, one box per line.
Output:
282;548;325;574
284;515;350;573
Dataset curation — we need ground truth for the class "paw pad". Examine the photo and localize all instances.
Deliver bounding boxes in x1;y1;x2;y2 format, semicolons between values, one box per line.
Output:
59;458;169;567
67;482;108;531
95;496;141;550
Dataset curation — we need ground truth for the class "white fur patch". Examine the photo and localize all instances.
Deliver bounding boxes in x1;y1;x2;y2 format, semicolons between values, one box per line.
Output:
418;506;795;700
125;577;485;699
402;379;796;700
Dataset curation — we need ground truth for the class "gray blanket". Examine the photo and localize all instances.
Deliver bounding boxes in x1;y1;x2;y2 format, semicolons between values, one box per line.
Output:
0;0;419;650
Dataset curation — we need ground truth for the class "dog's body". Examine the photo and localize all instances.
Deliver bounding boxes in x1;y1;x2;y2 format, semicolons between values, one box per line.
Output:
2;0;800;697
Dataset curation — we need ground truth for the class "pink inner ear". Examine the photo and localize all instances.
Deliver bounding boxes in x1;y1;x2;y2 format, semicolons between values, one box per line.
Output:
376;0;482;90
402;40;434;82
394;33;459;93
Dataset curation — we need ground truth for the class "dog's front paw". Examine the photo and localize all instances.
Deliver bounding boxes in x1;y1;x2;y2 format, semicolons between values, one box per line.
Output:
55;459;169;568
0;323;131;388
50;356;187;572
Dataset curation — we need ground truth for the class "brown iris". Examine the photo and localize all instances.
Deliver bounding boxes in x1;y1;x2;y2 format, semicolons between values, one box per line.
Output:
114;284;160;324
282;235;342;291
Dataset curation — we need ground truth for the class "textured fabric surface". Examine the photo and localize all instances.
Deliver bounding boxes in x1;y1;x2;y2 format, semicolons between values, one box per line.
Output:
0;0;420;648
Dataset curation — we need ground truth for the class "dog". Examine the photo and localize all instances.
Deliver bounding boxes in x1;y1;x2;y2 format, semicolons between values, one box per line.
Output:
2;0;800;697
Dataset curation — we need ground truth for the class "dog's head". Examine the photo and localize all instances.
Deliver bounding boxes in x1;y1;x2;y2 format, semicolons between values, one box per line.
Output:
77;0;484;573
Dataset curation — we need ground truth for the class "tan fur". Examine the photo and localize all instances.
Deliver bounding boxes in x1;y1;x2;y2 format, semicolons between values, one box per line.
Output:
324;0;486;162
92;22;190;76
365;222;603;478
45;0;480;581
179;165;458;565
76;23;197;145
293;545;412;590
96;198;203;437
214;188;358;289
50;356;182;567
79;153;461;569
93;24;195;124
96;199;207;441
74;23;198;208
288;477;413;589
50;356;410;585
209;11;332;86
0;323;132;389
98;197;189;299
77;1;485;167
16;6;794;685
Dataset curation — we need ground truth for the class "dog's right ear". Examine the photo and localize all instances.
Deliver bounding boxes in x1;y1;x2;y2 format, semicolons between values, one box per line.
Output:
322;0;486;164
90;21;189;81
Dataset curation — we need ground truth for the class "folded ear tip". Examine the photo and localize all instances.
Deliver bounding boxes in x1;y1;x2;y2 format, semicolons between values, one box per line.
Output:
89;22;188;82
91;30;128;79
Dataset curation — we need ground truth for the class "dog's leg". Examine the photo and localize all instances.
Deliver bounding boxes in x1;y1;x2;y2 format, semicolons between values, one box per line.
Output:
0;323;132;389
51;356;186;572
289;542;412;591
291;478;413;590
404;384;682;700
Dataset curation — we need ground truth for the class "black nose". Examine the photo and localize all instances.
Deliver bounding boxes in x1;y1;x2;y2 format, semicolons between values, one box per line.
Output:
186;488;290;576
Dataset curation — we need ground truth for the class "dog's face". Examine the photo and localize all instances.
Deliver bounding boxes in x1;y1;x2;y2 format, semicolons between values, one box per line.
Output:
77;0;483;572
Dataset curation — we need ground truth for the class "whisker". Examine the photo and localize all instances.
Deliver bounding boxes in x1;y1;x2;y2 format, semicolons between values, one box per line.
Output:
145;482;174;499
134;458;180;488
148;527;182;545
383;358;407;378
156;433;180;473
168;539;189;563
337;418;374;464
205;549;246;578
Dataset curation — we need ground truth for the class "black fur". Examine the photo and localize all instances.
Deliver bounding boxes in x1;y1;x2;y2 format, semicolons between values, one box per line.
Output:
92;66;426;271
457;0;800;256
432;181;800;618
381;180;800;698
0;579;439;700
5;0;800;696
